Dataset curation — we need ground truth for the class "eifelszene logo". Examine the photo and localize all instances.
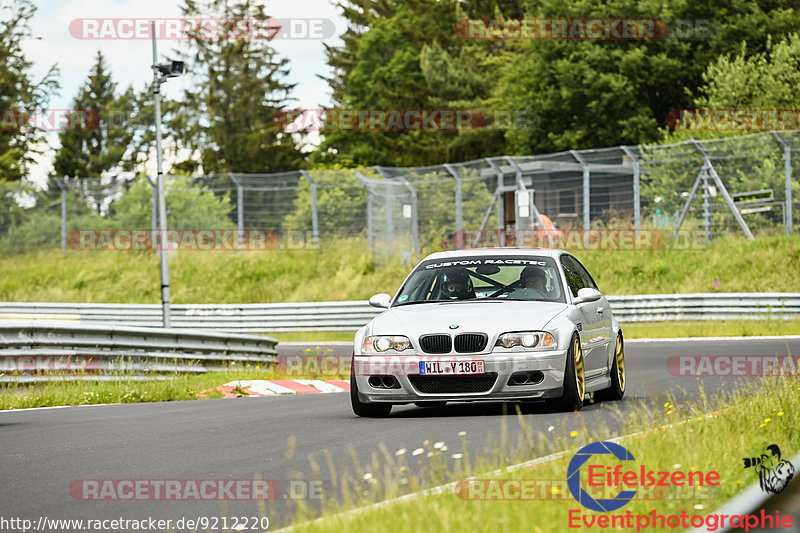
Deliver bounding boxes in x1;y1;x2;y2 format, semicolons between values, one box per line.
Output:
567;441;637;511
567;441;720;512
743;444;795;494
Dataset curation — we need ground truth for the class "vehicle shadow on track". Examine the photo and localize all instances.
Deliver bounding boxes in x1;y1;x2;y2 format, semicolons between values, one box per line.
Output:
388;400;613;418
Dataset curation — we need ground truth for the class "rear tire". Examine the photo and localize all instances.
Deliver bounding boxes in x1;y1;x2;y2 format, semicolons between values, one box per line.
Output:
550;333;585;412
351;370;392;417
596;333;625;402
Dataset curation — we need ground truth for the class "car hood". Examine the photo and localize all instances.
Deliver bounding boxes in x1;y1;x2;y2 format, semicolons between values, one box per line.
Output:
370;300;568;337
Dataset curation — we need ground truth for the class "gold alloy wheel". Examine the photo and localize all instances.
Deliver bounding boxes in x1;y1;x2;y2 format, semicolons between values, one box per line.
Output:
615;336;626;392
574;337;585;399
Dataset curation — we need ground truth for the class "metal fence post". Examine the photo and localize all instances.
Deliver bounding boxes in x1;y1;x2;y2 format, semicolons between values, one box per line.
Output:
400;178;420;263
495;163;505;245
690;138;754;241
299;170;319;247
228;173;245;248
355;172;374;254
443;163;463;248
53;177;67;255
571;150;591;231
621;146;641;231
374;166;393;250
772;131;793;235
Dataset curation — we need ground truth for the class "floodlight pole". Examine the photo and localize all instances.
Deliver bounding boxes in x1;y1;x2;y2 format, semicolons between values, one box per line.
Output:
151;20;171;328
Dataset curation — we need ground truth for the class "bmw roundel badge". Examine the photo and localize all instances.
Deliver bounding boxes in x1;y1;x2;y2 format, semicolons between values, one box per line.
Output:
449;324;459;329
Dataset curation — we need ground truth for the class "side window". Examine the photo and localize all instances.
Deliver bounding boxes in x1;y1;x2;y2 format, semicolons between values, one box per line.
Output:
560;255;585;297
572;258;598;291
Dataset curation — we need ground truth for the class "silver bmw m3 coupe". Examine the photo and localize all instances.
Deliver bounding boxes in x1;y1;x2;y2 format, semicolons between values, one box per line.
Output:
350;248;626;417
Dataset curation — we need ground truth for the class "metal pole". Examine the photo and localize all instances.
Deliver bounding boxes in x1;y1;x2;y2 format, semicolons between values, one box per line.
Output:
355;172;374;253
701;166;711;241
54;177;67;255
444;163;463;248
375;167;394;250
772;132;792;235
300;170;319;247
496;164;505;245
229;173;245;248
621;146;641;231
399;179;419;263
671;164;704;241
571;150;590;231
152;21;170;328
691;138;754;241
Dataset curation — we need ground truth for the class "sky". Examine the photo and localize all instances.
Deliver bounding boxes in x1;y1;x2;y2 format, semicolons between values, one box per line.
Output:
21;0;346;181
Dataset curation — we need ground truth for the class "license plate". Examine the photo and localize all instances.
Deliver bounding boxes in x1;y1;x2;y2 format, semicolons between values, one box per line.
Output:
418;360;485;375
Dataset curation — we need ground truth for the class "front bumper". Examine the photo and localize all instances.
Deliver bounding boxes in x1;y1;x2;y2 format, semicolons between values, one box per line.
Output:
353;349;568;403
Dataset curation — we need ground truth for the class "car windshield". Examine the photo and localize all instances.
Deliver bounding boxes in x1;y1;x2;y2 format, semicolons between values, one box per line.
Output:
392;256;566;305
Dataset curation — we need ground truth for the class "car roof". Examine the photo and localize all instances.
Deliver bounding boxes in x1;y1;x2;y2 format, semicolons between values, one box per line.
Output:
421;247;568;262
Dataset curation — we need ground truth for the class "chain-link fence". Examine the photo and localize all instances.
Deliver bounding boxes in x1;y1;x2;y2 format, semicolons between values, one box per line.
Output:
1;130;797;261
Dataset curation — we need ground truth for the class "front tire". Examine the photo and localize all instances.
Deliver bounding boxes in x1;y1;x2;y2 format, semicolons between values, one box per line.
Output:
597;333;625;401
350;370;392;418
551;333;585;412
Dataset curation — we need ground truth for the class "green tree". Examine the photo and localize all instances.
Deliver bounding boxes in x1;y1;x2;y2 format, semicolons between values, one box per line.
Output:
499;0;800;154
313;0;523;167
0;0;59;181
52;51;137;178
695;34;800;111
111;175;234;229
172;0;303;174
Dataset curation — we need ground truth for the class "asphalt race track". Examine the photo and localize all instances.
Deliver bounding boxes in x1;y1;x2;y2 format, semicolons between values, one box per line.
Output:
2;337;798;529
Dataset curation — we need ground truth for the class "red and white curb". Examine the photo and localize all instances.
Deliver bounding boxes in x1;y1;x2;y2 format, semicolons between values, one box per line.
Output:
199;380;350;398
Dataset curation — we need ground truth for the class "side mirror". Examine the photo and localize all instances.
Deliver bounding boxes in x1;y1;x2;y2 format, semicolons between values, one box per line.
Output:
574;287;602;304
368;293;392;309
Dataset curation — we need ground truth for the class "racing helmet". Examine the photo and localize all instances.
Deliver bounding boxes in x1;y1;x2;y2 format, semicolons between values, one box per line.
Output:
441;269;473;299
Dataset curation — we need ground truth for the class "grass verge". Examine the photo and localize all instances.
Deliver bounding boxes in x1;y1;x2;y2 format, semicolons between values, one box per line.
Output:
0;366;349;411
284;376;800;532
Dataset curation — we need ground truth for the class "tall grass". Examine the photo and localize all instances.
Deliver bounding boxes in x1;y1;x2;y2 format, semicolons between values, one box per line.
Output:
286;376;800;532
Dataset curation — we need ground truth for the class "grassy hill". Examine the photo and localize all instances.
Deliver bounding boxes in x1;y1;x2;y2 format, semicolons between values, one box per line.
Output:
0;235;798;303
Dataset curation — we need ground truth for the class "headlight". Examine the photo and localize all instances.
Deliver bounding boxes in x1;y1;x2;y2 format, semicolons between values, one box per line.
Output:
362;335;413;353
496;331;556;349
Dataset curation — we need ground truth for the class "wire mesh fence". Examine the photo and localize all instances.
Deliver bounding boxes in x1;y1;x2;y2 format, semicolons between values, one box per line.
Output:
1;130;797;261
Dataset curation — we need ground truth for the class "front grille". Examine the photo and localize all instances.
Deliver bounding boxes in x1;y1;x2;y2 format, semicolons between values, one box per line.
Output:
409;373;498;394
454;333;488;353
419;334;452;354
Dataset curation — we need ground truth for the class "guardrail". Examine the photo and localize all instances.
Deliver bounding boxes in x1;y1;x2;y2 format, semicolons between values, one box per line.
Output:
0;321;277;382
1;293;798;333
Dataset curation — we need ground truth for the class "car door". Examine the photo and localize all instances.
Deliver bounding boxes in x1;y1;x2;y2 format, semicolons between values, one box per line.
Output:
560;255;612;377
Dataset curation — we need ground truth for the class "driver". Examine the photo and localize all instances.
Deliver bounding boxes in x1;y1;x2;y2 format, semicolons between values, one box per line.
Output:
440;269;475;300
520;265;547;293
